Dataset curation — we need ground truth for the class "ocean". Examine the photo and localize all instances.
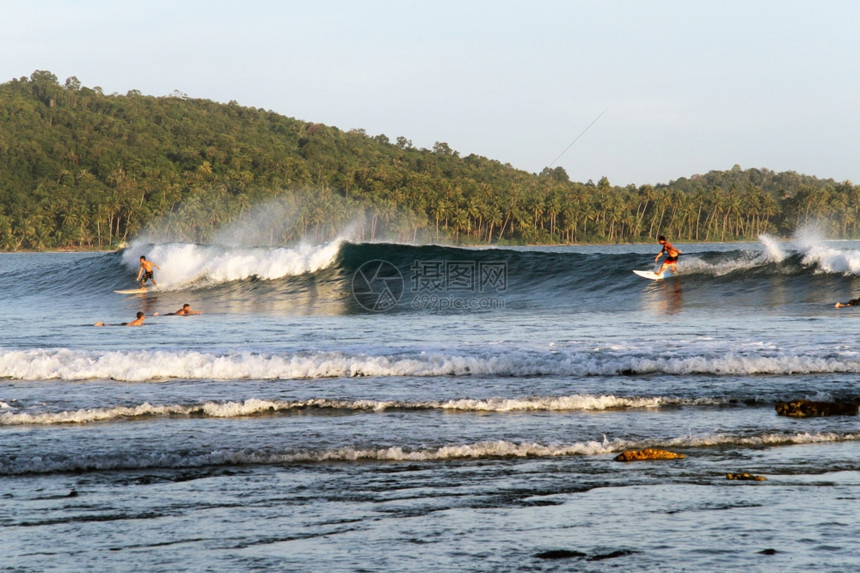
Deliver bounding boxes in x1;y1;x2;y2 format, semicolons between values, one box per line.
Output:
2;235;860;572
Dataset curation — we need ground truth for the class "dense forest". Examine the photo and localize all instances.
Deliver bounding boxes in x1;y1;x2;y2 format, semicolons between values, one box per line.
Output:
1;70;857;250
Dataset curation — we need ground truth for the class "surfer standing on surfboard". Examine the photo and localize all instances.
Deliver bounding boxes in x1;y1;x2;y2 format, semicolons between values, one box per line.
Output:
655;236;681;276
136;255;161;288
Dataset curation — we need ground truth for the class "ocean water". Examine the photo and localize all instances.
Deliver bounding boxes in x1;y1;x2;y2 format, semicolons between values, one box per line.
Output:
2;235;860;572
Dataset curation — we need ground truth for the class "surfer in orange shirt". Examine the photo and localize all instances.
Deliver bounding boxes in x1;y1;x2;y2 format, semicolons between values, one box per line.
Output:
136;255;161;288
655;236;681;276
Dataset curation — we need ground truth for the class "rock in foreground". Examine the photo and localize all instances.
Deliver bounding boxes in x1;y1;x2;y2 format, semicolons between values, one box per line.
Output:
726;472;767;481
614;448;685;462
775;399;858;417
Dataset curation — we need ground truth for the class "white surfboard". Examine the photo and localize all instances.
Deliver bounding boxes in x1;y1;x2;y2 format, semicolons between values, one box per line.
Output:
633;269;664;281
114;288;151;294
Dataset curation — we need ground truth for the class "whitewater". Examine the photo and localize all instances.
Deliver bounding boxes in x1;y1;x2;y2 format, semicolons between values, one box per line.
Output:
3;234;860;572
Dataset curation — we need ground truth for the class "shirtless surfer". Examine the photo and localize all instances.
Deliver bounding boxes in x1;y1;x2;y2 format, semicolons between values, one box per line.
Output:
95;311;146;326
168;304;200;316
136;255;160;288
655;236;681;276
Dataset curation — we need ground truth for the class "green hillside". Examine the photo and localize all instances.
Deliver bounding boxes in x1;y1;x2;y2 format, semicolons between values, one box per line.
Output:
1;70;857;250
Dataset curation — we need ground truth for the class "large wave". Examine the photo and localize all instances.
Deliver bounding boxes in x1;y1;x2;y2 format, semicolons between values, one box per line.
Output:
8;234;860;311
116;233;860;294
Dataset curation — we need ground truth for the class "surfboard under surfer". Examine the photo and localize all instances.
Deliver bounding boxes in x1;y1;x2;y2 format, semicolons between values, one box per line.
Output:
655;235;681;276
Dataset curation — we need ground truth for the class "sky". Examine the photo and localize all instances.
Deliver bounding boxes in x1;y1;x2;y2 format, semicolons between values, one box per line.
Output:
3;0;859;186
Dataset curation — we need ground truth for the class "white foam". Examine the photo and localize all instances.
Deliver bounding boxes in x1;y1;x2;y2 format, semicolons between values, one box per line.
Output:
436;395;713;412
3;431;859;475
0;395;724;426
790;225;860;275
2;346;859;382
674;233;860;277
670;430;859;449
673;250;768;277
121;238;344;289
799;241;860;275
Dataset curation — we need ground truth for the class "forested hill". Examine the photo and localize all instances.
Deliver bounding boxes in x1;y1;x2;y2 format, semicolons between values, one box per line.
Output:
1;70;856;250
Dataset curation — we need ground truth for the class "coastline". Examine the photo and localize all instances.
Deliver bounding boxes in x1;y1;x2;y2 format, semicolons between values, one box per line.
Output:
1;236;798;255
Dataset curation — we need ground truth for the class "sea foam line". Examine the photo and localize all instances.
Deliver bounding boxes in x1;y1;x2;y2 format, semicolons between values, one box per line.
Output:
0;395;725;426
2;346;860;382
2;431;858;475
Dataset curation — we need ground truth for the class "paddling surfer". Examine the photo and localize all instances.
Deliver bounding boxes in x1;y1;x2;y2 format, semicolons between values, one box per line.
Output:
655;236;681;276
136;255;160;288
95;311;146;327
168;304;200;316
835;298;860;308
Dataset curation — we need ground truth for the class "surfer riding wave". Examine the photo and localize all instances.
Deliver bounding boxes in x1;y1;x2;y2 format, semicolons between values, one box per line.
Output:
136;255;160;288
655;235;681;276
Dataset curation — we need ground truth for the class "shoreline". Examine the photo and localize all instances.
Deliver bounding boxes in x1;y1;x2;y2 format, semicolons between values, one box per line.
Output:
0;236;801;255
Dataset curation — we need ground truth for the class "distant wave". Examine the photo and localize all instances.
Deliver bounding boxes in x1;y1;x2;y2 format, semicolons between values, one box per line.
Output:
2;431;858;475
0;395;731;426
2;346;860;382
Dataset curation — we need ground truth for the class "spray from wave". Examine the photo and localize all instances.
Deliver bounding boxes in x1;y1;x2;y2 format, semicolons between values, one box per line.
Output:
758;234;786;262
120;239;347;289
676;230;860;279
792;224;860;275
120;197;365;289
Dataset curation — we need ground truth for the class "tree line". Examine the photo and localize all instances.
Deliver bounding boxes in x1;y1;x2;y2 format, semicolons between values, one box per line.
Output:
0;70;857;250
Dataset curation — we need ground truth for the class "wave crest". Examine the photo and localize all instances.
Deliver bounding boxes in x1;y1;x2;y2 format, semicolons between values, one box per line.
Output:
2;347;860;382
1;395;730;426
121;238;345;289
3;431;857;475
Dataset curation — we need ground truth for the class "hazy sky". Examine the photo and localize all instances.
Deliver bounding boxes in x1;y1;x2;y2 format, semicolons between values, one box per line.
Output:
4;0;858;186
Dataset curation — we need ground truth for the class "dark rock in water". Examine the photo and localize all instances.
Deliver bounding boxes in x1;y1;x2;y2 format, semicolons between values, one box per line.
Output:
535;548;636;561
588;549;636;561
535;549;586;560
726;472;767;481
614;448;685;462
775;399;858;417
